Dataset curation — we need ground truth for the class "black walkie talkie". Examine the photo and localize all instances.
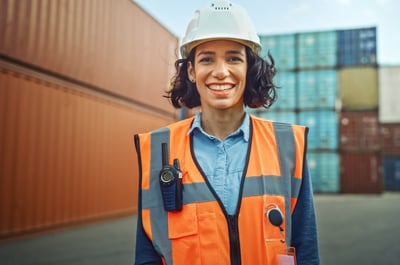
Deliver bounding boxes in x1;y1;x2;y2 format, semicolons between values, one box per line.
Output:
159;143;183;211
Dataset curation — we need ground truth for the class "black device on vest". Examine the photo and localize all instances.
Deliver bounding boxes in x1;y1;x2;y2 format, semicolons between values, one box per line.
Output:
159;142;183;211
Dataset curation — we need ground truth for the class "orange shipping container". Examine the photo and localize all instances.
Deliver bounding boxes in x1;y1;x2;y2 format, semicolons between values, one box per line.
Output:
0;0;178;115
0;62;175;239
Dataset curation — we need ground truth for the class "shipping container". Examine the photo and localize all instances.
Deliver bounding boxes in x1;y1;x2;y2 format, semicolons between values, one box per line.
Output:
340;151;382;194
0;0;178;115
337;27;377;66
257;110;297;124
380;123;400;155
383;156;400;191
297;70;337;110
298;70;318;109
338;66;378;110
379;66;400;123
260;34;296;70
297;30;337;69
298;110;338;150
308;151;340;193
270;71;296;111
0;63;175;239
339;110;381;151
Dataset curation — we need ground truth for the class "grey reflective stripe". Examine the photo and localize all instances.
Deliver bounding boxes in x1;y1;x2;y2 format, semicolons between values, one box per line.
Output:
272;122;296;246
146;127;173;265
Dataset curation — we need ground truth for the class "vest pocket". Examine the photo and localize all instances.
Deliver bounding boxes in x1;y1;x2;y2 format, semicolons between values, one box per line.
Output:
167;204;223;264
168;204;198;238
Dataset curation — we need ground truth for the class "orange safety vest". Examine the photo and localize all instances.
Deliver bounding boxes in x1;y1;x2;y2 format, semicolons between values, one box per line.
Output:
134;115;308;265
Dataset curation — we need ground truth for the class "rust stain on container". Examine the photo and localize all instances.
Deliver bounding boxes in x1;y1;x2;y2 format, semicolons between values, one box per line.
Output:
0;0;178;115
340;151;383;194
0;65;174;239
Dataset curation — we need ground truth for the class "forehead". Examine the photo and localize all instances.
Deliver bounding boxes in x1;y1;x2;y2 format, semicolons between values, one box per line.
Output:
195;40;246;54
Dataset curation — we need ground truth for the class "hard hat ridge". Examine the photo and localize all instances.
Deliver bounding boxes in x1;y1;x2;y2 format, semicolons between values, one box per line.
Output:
180;0;261;58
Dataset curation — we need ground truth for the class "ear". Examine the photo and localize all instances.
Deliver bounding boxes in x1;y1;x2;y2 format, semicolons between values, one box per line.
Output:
187;61;195;82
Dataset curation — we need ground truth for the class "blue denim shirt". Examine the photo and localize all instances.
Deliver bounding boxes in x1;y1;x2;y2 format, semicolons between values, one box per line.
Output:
188;112;250;215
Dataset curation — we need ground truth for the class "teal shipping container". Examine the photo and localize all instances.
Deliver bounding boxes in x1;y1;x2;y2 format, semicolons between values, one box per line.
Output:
258;110;297;124
298;110;338;150
260;34;296;70
297;31;337;69
308;151;340;193
270;71;296;111
298;70;337;110
337;27;377;66
383;156;400;191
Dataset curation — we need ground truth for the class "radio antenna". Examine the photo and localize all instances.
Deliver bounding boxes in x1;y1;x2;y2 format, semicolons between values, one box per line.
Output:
161;143;168;167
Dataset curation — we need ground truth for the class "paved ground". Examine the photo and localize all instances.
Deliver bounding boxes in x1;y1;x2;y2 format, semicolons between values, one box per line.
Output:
1;192;400;265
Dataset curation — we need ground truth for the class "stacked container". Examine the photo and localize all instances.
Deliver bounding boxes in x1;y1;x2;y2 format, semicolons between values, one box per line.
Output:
255;26;381;193
256;30;341;193
0;0;178;239
379;66;400;191
337;27;382;194
296;30;339;193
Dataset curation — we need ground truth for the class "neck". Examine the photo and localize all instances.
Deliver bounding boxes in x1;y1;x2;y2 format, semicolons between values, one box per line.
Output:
200;108;245;140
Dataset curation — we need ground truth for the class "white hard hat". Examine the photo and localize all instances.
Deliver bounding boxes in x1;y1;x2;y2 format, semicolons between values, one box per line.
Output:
180;0;261;58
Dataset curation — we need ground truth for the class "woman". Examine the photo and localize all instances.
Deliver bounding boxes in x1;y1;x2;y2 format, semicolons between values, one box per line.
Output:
134;1;320;264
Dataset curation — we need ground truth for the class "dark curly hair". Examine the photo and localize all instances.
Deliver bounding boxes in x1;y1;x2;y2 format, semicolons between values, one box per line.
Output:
165;46;278;109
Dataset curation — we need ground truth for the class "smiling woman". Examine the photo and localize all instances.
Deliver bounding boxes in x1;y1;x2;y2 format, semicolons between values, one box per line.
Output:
133;1;320;265
186;40;248;118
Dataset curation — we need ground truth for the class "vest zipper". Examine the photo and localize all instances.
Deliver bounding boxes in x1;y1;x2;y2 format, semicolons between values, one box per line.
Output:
227;214;241;265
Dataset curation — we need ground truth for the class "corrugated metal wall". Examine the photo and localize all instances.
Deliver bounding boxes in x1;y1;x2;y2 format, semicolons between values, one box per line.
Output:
0;0;178;115
379;66;400;123
340;152;382;194
339;111;381;151
0;0;179;239
0;62;175;239
338;66;379;110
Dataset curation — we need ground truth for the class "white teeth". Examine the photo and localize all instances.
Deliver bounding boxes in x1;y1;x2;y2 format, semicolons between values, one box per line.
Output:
208;84;233;91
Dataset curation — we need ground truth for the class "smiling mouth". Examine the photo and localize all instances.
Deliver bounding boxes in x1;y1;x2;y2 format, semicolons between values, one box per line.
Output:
207;84;235;91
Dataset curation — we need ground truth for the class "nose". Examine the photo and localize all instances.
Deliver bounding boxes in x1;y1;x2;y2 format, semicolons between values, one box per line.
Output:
212;60;229;79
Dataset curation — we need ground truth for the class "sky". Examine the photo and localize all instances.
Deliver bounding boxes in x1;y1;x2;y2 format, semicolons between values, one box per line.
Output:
135;0;400;66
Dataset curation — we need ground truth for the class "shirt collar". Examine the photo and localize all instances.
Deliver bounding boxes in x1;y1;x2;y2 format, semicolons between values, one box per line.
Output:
188;112;250;142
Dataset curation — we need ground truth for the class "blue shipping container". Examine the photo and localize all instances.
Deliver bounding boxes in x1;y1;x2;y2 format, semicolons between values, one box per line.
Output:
298;71;318;109
257;110;297;124
297;31;337;69
260;34;296;70
318;70;337;109
383;156;400;191
298;110;338;150
337;27;377;66
308;151;340;193
298;70;337;110
271;71;296;111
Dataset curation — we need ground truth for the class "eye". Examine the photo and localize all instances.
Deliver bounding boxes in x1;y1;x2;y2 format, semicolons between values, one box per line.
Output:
198;56;213;64
227;56;244;63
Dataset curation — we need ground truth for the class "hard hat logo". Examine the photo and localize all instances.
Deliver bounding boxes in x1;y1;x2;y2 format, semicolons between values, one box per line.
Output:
180;0;261;58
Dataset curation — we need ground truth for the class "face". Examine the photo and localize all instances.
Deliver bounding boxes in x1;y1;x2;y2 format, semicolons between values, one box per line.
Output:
187;40;247;112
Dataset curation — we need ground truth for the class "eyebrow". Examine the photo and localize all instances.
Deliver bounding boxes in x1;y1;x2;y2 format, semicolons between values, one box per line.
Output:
197;50;245;57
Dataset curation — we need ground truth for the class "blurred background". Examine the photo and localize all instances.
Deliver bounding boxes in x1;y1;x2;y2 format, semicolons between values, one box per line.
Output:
0;0;399;264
